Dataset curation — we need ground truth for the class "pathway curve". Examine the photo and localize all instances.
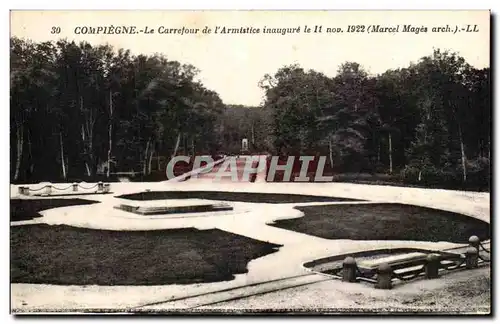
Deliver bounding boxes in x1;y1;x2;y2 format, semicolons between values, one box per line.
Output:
10;160;490;312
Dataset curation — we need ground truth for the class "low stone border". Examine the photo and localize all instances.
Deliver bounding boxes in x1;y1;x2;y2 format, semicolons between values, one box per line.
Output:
303;235;491;290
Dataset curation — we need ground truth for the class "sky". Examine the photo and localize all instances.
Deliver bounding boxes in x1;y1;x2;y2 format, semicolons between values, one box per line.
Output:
10;10;490;106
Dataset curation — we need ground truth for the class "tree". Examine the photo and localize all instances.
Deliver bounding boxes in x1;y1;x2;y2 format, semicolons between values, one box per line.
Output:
10;37;227;182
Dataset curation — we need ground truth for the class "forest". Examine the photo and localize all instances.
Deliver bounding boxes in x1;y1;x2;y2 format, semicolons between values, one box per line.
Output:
10;37;490;190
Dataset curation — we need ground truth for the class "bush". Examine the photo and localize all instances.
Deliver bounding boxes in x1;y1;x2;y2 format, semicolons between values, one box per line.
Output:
401;163;489;191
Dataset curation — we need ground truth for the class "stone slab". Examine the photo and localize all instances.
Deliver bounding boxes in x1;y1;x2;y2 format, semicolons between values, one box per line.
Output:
125;199;224;208
114;199;233;216
358;252;427;268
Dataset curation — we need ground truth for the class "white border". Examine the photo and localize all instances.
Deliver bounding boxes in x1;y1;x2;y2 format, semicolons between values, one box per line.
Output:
3;1;496;10
2;1;497;323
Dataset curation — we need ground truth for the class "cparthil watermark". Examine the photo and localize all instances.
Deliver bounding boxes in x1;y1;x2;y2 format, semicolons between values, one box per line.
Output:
166;156;334;182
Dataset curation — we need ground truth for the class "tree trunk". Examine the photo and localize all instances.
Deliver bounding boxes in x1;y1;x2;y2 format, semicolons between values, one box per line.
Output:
27;128;34;175
148;146;154;175
388;132;393;174
80;97;93;177
88;132;94;176
328;135;334;169
488;135;491;161
59;131;66;180
183;133;188;155
107;90;113;178
85;163;91;177
14;123;24;181
458;123;467;182
143;138;151;175
81;124;91;177
191;137;195;156
251;124;255;145
171;133;181;158
377;139;381;163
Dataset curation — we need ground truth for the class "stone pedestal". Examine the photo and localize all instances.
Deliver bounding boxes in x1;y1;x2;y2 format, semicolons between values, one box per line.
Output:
342;257;357;283
376;263;393;289
465;246;478;269
469;235;480;254
425;253;440;279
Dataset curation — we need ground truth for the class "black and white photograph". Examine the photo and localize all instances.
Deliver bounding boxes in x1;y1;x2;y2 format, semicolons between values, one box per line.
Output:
9;9;491;314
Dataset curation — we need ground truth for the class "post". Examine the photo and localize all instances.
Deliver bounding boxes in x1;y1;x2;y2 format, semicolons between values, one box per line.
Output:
72;183;78;192
103;183;110;193
44;185;52;196
465;246;478;269
469;235;480;253
97;181;104;192
18;186;24;195
342;257;357;282
242;138;249;153
376;263;393;289
425;253;440;279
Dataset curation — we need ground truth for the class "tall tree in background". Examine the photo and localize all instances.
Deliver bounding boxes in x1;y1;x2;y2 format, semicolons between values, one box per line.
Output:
260;49;490;187
10;37;226;182
10;38;490;190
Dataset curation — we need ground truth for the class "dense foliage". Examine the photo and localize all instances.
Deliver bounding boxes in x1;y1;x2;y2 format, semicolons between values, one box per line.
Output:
259;52;490;190
11;37;490;190
11;37;227;181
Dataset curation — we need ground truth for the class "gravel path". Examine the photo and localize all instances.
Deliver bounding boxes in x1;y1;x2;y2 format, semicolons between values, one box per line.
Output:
200;266;490;314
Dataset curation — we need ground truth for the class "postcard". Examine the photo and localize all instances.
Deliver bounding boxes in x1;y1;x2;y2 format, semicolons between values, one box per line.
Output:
10;10;491;315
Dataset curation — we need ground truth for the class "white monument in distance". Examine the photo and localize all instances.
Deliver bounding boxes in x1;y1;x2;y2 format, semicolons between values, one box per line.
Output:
242;138;249;152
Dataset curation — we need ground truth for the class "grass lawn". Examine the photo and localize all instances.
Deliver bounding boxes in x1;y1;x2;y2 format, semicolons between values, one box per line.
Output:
271;203;490;243
10;225;281;285
117;191;362;204
10;199;100;222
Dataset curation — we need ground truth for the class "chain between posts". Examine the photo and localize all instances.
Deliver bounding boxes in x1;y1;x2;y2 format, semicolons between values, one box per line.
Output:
392;266;425;281
479;242;490;254
77;183;99;190
441;257;466;270
355;265;376;279
26;186;49;192
328;267;343;276
52;185;73;191
478;254;491;262
20;182;103;193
